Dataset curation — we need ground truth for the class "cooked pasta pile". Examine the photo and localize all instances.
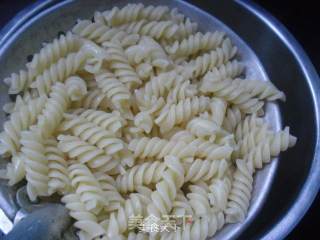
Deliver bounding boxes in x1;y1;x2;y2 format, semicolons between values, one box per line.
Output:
0;3;296;240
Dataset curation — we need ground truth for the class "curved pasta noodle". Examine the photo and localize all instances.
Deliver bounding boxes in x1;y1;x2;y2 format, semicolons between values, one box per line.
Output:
104;41;142;89
200;78;265;114
186;117;220;138
234;115;264;142
209;176;232;211
201;60;244;87
128;137;197;159
235;124;269;157
116;161;166;193
61;193;106;239
147;156;184;217
77;109;125;135
245;126;297;170
135;70;185;107
27;32;82;73
4;69;37;95
5;154;25;186
222;106;243;133
163;212;224;240
4;33;81;94
166;80;197;104
3;88;39;114
187;182;212;216
68;162;108;212
20;129;49;201
242;79;286;101
155;96;211;133
166;31;225;59
119;20;179;40
58;135;119;173
225;159;253;223
101;3;170;26
46;138;71;195
96;71;131;113
65;76;88;101
35;83;71;138
72;88;109;111
184;158;228;182
59;115;124;155
191;138;234;161
72;20;139;46
0;96;47;156
186;38;237;78
31;51;88;95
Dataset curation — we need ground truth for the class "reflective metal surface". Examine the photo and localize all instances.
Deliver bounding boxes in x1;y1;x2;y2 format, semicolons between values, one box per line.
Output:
0;0;319;239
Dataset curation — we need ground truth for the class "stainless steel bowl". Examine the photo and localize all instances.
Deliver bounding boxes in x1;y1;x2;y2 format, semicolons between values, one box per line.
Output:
0;0;319;239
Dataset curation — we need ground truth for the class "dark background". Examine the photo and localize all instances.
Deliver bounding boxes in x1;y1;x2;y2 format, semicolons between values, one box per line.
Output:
0;0;319;239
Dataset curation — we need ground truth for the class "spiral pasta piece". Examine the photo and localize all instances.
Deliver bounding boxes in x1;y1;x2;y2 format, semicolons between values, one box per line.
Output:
4;68;37;94
102;191;151;236
166;80;197;104
0;96;47;156
201;60;244;86
192;138;234;161
104;41;142;89
163;212;224;240
5;153;25;186
209;97;228;127
72;20;139;46
235;114;264;142
235;124;269;157
35;82;71;138
59;115;124;155
77;109;125;135
31;51;88;95
187;182;212;216
166;31;225;59
27;32;82;73
45;138;71;195
20;129;49;201
61;193;106;239
242;79;286;101
118;20;177;40
225;159;253;223
72;88;109;111
134;111;154;134
116;161;166;193
186;117;220;139
65;76;88;101
128;137;197;159
96;71;131;113
68;162;108;212
201;78;264;114
187;38;237;78
184;158;228;182
135;70;185;107
101;3;170;26
147;156;184;217
209;176;232;211
222;106;243;133
3;88;39;114
58;135;119;174
245;127;297;170
155;96;211;133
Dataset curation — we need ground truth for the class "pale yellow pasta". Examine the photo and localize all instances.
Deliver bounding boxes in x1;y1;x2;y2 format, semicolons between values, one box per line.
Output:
0;3;298;239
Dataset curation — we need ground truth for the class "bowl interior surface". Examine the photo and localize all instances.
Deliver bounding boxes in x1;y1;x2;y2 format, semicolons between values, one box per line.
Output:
0;0;317;240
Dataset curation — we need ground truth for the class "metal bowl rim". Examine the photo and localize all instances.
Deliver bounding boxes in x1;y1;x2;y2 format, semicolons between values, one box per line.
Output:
0;0;320;239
